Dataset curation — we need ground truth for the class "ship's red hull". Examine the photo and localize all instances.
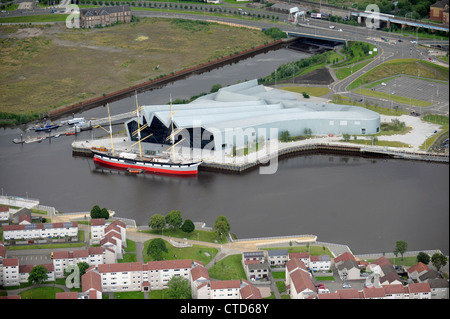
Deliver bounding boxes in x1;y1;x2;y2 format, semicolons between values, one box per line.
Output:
93;154;199;175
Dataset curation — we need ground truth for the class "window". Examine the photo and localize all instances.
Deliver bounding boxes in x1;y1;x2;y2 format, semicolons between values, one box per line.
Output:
340;120;347;126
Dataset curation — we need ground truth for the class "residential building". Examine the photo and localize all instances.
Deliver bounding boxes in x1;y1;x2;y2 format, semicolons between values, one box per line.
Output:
428;278;449;299
1;258;19;287
285;257;316;299
52;247;106;278
2;222;78;241
243;260;270;281
317;283;432;299
336;259;361;280
90;218;106;245
0;206;9;222
19;264;55;283
267;249;288;266
242;251;265;264
288;252;310;268
210;280;241;299
309;255;331;272
79;5;132;28
430;0;449;24
407;262;430;281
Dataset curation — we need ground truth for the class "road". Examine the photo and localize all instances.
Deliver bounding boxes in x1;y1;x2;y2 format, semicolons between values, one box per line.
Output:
1;2;448;115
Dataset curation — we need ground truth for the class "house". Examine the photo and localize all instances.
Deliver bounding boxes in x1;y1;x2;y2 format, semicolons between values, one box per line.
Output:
267;249;288;266
407;262;430;281
430;0;449;23
362;287;386;299
240;280;262;299
2;222;78;241
428;278;449;299
408;282;431;299
309;255;331;272
19;264;55;283
285;257;316;299
190;264;210;299
383;284;409;299
210;280;241;299
79;5;132;28
288;252;310;268
0;258;19;287
379;271;403;286
90;218;106;245
334;251;356;266
336;259;361;280
0;206;10;222
242;251;265;264
52;247;106;278
243;260;270;281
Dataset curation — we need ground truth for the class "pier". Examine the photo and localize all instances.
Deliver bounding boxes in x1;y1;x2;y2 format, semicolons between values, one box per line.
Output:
72;137;449;174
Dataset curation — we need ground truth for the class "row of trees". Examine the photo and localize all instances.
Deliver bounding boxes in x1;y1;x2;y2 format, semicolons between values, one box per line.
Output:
394;240;447;271
148;211;231;242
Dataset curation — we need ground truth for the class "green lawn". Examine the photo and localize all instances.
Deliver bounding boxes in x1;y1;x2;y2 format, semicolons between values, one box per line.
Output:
279;86;330;97
19;286;65;299
113;291;145;299
208;254;246;281
141;228;226;244
142;239;218;265
0;14;69;23
263;245;333;257
354;88;432;107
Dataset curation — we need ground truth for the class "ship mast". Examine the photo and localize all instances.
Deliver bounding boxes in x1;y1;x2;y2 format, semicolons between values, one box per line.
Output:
107;103;114;154
135;91;143;160
170;95;175;161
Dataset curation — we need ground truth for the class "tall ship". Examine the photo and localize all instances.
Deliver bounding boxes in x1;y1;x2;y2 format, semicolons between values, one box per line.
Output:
92;94;202;176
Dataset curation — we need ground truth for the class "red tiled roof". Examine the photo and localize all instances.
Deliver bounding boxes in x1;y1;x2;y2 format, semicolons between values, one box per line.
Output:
290;268;315;294
146;259;192;271
82;269;102;293
3;258;19;267
191;265;210;281
382;284;405;294
56;292;79;299
91;218;106;226
99;262;144;273
407;262;430;274
240;281;262;299
286;257;307;273
337;289;361;299
371;256;392;267
408;282;431;293
210;280;241;290
289;252;309;260
334;252;356;264
19;263;54;273
0;206;9;212
318;292;340;299
363;287;386;298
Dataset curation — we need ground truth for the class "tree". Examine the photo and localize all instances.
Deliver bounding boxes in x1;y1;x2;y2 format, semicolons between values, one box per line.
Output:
213;215;230;243
416;252;431;265
431;253;448;272
149;214;166;232
166;210;183;230
167;275;191;299
147;238;168;261
90;205;109;219
280;130;290;142
28;265;48;285
181;219;195;234
394;240;408;261
210;83;222;93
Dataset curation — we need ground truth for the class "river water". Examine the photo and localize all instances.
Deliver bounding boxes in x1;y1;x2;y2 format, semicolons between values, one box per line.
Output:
1;49;448;255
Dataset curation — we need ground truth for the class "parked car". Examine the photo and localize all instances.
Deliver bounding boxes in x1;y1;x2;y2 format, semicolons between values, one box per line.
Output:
342;283;352;288
329;25;335;29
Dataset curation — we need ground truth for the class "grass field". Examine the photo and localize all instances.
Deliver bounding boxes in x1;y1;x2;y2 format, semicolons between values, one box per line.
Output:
0;18;272;116
347;58;449;91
